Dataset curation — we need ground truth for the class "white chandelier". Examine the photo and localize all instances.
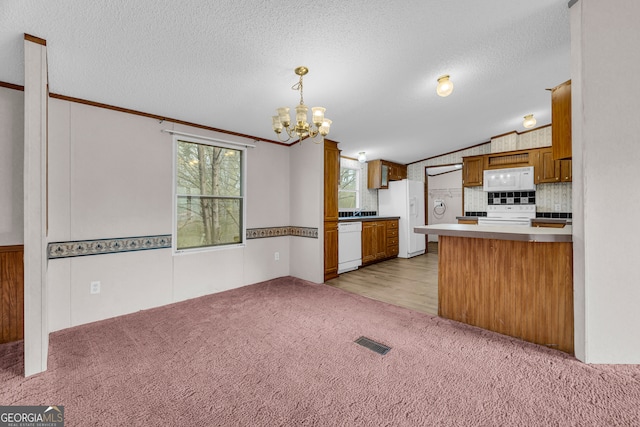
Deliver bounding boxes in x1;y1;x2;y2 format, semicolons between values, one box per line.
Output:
272;66;331;143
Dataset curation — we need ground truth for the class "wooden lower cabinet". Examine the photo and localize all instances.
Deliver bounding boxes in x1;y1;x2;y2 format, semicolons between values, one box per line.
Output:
0;245;24;344
458;219;478;225
386;220;399;258
324;221;339;281
362;219;399;266
438;236;573;354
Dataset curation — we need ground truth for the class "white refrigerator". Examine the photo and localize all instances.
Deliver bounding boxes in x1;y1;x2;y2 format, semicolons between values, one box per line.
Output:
378;179;426;258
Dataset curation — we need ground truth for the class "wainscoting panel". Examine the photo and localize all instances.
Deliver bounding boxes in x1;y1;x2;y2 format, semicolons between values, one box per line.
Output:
0;245;24;343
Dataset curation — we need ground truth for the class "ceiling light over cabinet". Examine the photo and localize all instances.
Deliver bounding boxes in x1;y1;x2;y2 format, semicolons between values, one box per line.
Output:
436;75;454;97
523;114;537;129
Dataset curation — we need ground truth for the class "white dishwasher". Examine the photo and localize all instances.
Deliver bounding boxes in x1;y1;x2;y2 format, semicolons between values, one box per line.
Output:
338;221;362;274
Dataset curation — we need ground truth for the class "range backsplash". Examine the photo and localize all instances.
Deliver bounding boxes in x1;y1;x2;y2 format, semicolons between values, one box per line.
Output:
464;182;572;215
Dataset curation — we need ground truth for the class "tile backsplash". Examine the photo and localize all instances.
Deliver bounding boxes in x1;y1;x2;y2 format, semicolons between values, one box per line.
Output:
464;182;572;214
488;191;536;206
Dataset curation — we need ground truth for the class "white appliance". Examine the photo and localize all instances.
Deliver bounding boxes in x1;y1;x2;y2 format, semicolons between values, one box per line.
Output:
477;205;536;226
483;166;535;192
378;179;426;258
338;221;362;273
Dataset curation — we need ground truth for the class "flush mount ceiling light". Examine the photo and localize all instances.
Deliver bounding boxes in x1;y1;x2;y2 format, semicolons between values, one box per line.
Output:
436;74;454;97
271;66;331;144
523;114;537;129
358;152;367;163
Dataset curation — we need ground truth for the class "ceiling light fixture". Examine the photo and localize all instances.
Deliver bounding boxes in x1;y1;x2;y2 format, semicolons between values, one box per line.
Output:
436;75;454;97
523;114;537;129
358;152;367;163
272;66;331;143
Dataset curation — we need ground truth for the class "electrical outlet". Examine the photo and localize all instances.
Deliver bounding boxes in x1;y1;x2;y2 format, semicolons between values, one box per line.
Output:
554;204;561;212
90;281;101;294
274;252;280;261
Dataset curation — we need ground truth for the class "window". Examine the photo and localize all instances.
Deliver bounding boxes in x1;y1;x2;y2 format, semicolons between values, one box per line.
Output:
174;137;245;252
338;166;360;210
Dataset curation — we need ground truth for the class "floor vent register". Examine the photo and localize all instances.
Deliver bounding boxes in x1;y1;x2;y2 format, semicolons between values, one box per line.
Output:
354;336;391;355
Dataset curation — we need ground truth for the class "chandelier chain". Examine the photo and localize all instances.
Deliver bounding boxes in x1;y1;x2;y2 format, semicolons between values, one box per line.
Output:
292;74;304;105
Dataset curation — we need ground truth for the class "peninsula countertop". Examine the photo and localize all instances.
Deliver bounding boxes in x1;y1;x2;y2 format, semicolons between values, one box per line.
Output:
414;223;572;243
339;216;400;222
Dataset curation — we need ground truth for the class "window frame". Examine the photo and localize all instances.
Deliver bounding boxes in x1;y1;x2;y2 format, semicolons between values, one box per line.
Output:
172;134;247;255
338;166;361;211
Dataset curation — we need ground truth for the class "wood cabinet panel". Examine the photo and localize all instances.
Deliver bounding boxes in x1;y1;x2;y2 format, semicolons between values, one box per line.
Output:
438;236;573;354
552;80;572;160
485;151;532;169
536;148;560;183
560;159;572;182
457;219;478;225
324;221;339;280
0;245;24;344
361;219;398;265
367;160;407;189
324;141;340;221
361;221;377;265
462;155;486;187
534;147;572;184
374;222;387;260
324;140;340;281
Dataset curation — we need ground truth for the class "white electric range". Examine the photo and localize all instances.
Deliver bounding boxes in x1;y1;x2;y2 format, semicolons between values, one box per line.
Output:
477;205;536;227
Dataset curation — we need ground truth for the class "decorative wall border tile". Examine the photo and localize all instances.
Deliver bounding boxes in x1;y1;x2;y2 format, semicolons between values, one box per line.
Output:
246;226;318;239
288;227;318;239
48;227;318;259
48;235;171;259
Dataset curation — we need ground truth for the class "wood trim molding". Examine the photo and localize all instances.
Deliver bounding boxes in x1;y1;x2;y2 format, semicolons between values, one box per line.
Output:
0;245;24;253
48;92;288;147
408;123;553;166
0;81;24;91
408;140;490;165
24;34;47;46
0;81;288;147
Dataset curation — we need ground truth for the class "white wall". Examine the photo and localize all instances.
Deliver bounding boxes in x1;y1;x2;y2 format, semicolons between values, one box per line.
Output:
571;0;640;363
44;96;294;331
289;139;323;283
0;87;24;245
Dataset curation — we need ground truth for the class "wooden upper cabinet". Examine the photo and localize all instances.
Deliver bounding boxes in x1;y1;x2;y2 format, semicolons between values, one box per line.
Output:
462;155;486;187
388;162;407;181
534;147;572;184
324;140;340;221
552;80;572;160
367;159;406;189
535;147;560;184
485;150;532;169
560;159;572;182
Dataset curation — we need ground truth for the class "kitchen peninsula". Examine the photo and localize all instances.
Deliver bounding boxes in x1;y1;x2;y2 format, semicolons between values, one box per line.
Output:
414;224;573;354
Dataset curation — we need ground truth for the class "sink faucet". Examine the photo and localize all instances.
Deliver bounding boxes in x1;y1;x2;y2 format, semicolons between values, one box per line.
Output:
353;208;363;217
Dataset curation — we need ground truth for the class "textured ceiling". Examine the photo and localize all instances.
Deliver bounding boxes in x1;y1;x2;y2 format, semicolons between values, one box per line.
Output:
1;0;570;164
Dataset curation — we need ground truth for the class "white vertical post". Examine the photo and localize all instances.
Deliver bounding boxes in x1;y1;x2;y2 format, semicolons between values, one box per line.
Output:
23;34;49;376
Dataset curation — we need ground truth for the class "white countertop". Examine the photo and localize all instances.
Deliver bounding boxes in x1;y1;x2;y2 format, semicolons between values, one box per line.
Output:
414;224;573;243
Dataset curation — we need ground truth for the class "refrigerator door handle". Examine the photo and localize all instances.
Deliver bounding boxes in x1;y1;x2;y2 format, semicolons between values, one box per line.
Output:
410;197;417;217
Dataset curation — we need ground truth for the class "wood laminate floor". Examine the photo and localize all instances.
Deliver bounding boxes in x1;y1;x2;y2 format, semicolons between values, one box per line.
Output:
326;242;439;316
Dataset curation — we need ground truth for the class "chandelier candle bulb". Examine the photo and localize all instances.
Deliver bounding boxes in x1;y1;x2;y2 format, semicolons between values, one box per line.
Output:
320;119;332;136
312;107;325;126
295;104;308;124
277;107;291;127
